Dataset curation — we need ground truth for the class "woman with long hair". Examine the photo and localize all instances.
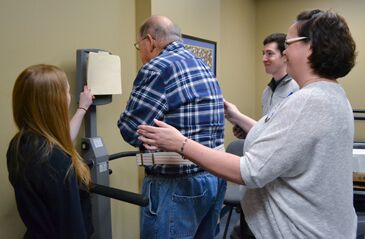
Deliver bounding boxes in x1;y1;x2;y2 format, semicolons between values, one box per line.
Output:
7;64;93;238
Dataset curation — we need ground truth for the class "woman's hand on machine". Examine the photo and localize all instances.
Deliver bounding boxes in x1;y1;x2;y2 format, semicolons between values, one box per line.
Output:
138;119;185;153
79;85;94;111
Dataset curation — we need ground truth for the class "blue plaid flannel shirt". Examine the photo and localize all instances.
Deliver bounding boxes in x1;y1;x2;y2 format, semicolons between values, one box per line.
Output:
117;41;224;175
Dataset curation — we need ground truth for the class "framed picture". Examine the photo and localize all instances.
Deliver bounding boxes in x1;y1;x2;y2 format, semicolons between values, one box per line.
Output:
181;34;217;76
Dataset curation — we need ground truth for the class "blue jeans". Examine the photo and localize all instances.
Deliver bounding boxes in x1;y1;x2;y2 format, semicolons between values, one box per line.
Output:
140;171;227;239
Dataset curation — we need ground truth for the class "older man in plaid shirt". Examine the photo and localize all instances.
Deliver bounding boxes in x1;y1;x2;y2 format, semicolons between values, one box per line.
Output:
117;15;226;239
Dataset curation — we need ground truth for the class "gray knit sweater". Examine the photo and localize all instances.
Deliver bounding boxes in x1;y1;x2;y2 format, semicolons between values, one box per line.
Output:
240;81;356;238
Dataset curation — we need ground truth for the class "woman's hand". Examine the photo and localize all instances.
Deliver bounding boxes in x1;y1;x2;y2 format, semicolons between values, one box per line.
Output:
138;119;186;152
225;99;256;135
79;85;94;110
224;99;241;125
70;86;94;141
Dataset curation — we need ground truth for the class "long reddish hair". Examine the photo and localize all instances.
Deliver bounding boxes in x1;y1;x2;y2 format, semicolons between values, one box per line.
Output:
12;64;91;187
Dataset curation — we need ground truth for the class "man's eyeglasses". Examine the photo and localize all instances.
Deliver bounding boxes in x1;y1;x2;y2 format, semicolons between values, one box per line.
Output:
262;51;278;58
284;37;308;49
134;36;147;51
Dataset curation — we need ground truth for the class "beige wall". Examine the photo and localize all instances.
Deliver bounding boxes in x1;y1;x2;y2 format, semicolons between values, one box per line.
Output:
220;0;257;143
151;0;221;40
256;0;365;140
0;0;139;238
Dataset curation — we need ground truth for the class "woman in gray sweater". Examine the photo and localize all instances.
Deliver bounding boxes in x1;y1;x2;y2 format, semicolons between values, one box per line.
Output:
137;9;357;239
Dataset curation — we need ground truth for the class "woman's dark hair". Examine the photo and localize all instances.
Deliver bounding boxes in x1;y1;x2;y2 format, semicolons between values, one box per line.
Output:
296;9;356;79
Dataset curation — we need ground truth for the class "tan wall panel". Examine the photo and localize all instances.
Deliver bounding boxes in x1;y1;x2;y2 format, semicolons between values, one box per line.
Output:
0;0;139;238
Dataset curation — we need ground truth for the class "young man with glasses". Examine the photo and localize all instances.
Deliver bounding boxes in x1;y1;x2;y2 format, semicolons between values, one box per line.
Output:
117;15;226;239
231;33;299;139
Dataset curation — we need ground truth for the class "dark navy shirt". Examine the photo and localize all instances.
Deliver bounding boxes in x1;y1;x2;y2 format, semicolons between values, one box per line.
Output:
7;134;93;239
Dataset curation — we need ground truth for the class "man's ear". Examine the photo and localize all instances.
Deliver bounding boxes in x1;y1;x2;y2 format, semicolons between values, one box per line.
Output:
306;44;312;58
145;34;156;52
282;54;288;63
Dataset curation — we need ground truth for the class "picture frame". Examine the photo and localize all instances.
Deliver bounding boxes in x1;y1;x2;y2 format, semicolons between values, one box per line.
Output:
181;34;217;76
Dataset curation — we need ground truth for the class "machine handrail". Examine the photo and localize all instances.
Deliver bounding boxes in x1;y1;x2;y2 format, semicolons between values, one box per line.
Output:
355;116;365;120
109;151;139;161
354;109;365;121
354;110;365;114
90;183;148;207
354;142;365;149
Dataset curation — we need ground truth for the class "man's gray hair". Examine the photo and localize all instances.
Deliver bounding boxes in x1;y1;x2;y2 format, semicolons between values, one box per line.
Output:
139;16;182;47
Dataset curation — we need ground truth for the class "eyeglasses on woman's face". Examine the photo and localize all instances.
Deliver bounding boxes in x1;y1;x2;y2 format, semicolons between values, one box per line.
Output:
284;37;308;49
